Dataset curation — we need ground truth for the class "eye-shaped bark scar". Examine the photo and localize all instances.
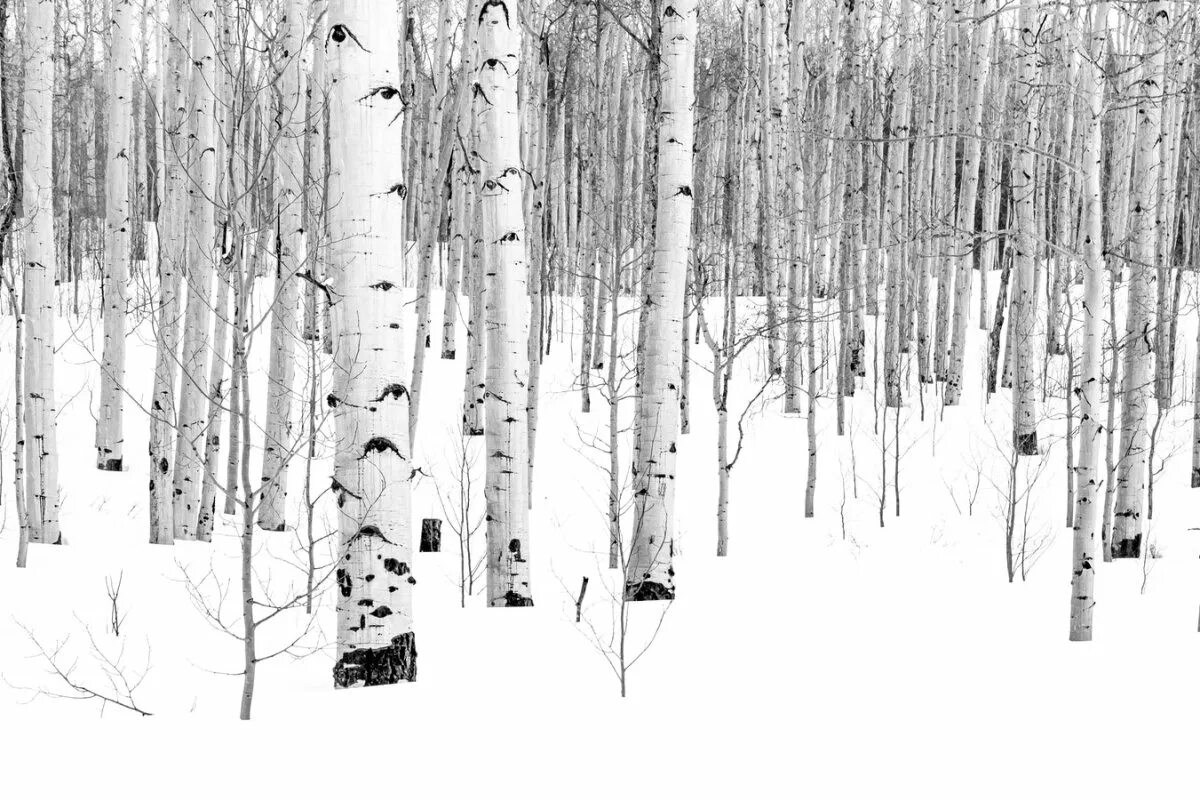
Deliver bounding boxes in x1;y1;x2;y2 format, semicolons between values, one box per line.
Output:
360;85;401;103
369;280;396;291
360;436;402;459
327;24;370;52
331;477;363;507
348;524;396;548
374;183;407;200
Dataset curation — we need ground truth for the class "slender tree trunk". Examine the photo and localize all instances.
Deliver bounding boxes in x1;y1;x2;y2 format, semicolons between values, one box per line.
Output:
22;0;61;545
479;0;534;607
625;0;697;602
258;0;309;532
1069;1;1107;642
95;0;136;471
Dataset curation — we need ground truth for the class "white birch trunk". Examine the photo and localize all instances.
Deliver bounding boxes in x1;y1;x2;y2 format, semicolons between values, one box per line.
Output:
328;0;416;686
625;0;698;602
478;0;533;607
22;0;60;545
1069;1;1106;642
1111;3;1165;559
96;0;136;471
258;0;309;532
944;0;993;405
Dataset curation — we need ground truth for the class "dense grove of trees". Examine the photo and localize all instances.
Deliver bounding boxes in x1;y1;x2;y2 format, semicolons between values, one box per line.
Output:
1;0;1199;715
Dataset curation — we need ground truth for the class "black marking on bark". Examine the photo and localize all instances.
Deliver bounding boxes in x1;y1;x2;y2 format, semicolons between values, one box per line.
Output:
508;538;524;561
358;598;375;607
370;280;396;291
502;590;534;607
361;437;401;459
370;605;392;617
383;558;409;576
1016;431;1039;456
331;477;362;508
372;384;408;402
348;524;395;548
332;631;417;687
327;24;369;52
500;231;520;243
1111;535;1142;559
326;393;341;408
479;0;510;26
337;568;352;597
360;85;401;103
675;185;692;197
365;574;375;582
625;580;674;602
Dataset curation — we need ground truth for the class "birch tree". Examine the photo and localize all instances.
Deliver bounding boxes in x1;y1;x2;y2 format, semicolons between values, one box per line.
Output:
22;0;61;544
95;0;136;471
1068;1;1106;642
258;0;309;532
477;0;534;607
328;0;416;686
625;0;698;602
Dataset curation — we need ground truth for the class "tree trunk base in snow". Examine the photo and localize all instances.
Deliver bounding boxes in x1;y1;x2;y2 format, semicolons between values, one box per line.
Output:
258;521;286;533
97;457;123;471
624;580;675;602
497;590;534;607
333;632;417;688
1016;432;1039;456
420;519;441;552
441;349;456;360
1110;535;1142;560
464;425;484;437
1191;467;1200;488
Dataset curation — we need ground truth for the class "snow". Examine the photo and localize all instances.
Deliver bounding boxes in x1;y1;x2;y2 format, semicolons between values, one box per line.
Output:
2;280;1200;799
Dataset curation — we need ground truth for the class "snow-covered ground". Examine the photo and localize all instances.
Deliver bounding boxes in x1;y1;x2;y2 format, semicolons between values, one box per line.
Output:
2;278;1200;798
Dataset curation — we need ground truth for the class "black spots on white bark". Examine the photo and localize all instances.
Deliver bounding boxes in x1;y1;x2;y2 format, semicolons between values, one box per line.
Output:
369;605;393;618
360;436;401;459
625;579;675;602
358;598;374;606
508;538;524;562
360;85;401;103
663;5;680;18
375;184;406;200
337;568;352;597
326;24;368;52
371;383;408;403
502;590;533;607
331;477;362;508
326;392;341;408
675;185;692;197
370;280;396;291
500;231;520;243
479;0;510;27
383;558;409;576
332;631;417;688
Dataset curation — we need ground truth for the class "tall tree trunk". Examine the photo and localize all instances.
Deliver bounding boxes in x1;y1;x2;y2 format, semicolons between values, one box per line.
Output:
22;0;60;545
258;0;309;532
328;0;416;687
478;0;534;607
172;0;219;541
96;0;136;471
625;0;698;602
1069;1;1106;642
1111;3;1165;560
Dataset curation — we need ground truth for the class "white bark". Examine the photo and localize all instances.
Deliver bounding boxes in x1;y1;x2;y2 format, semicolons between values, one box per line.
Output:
96;0;136;471
328;0;416;686
1111;2;1165;559
258;0;310;532
22;0;60;545
944;0;993;405
478;0;533;607
1069;1;1106;642
625;0;698;602
171;0;219;541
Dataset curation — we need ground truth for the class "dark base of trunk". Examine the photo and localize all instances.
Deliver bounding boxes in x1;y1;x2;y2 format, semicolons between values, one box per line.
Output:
333;632;417;688
497;590;534;607
97;457;123;471
441;349;456;360
464;425;484;437
624;580;675;602
1191;467;1200;488
258;521;286;532
420;518;442;552
1016;432;1039;456
1111;535;1142;560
